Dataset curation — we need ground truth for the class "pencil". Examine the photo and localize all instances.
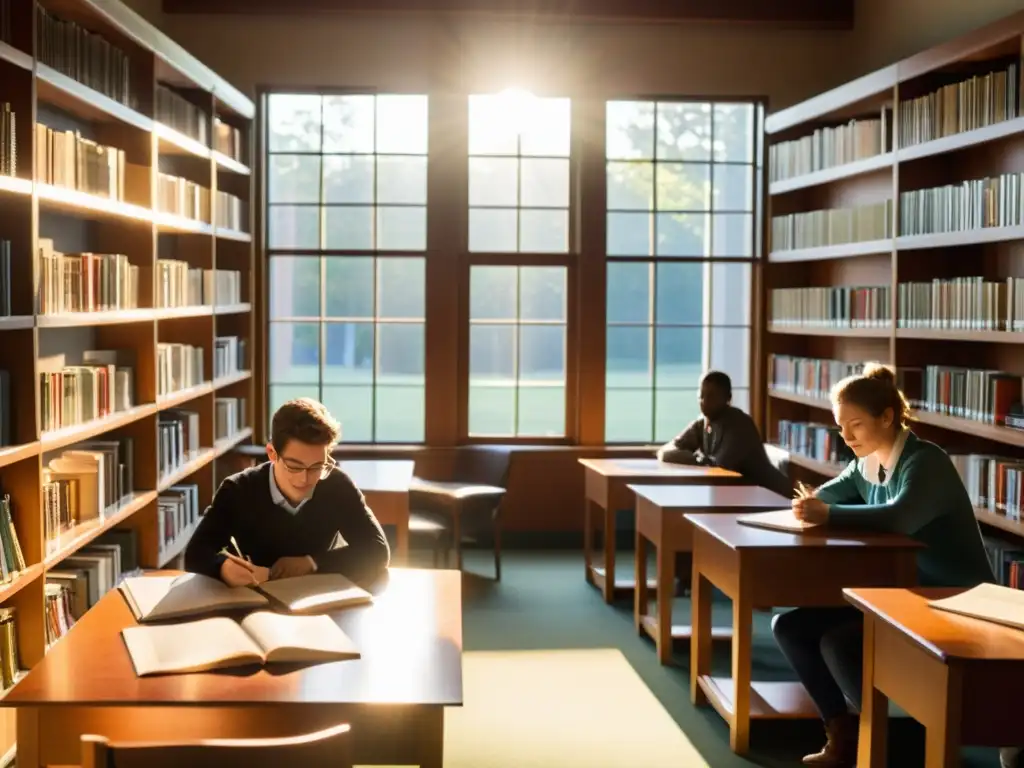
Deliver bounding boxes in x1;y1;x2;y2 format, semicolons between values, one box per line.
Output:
795;481;814;500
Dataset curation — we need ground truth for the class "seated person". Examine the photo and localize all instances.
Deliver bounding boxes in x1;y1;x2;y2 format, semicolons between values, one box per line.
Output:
184;397;390;589
656;370;794;500
772;363;995;767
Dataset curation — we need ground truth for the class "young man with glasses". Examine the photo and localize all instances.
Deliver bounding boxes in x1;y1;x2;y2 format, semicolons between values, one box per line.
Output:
184;398;390;588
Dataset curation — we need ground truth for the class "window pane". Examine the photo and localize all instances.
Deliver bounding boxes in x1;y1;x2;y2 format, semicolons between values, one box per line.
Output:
710;327;750;388
655;389;700;442
606;326;651;388
324;257;373;318
323;156;373;204
378;322;424;384
712;213;753;257
376;95;428;154
520;158;569;208
606;101;653;160
731;387;751;414
520;267;566;321
469;157;518;207
323;95;374;153
376;386;425;442
377;206;426;251
469;324;516;436
469;383;515;437
268;94;322;153
605;389;653;443
378;258;425;319
607;212;652;256
655;261;704;325
269;155;320;204
324;206;373;250
607;161;653;210
324;322;373;383
377;156;427;205
656;163;710;211
520;97;571;156
269;322;319;383
321;385;373;442
270;256;320;319
711;261;752;326
520;209;568;253
520;325;564;382
714;103;755;163
656;102;710;161
469;94;518;155
269;206;319;249
654;327;702;387
470;208;517;252
607;262;650;324
656;212;708;256
713;164;753;212
518;386;565;436
270;384;318;416
470;266;516;320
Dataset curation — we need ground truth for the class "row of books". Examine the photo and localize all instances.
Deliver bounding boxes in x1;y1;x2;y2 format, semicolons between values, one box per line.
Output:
985;538;1024;590
953;454;1023;522
213;269;243;306
158;484;200;564
770;286;891;328
37;240;139;315
769;109;889;183
38;352;134;434
0;607;20;690
899;171;1024;236
158;410;200;481
899;277;1024;331
771;200;892;251
215;397;246;441
157;343;204;397
214;336;246;378
0;103;14;177
0;239;10;316
37;6;134;110
776;420;853;466
157;172;210;223
215;191;245;232
156;263;241;309
768;355;864;401
0;493;26;587
156;84;208;146
215;119;243;163
35;124;127;202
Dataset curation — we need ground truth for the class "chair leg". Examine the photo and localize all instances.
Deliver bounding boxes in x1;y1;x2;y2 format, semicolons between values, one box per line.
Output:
493;519;502;581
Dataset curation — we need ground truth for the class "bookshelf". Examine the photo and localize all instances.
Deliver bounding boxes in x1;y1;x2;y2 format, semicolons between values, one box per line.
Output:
0;0;254;759
763;10;1024;583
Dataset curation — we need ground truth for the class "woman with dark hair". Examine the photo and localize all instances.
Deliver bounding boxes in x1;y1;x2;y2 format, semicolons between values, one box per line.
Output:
771;363;996;767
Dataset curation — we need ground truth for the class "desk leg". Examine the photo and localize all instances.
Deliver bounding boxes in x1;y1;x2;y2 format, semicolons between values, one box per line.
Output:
15;706;40;768
924;668;963;768
583;498;594;583
857;616;888;768
602;503;616;604
634;528;648;633
418;708;445;768
690;567;712;706
730;574;753;755
655;544;675;665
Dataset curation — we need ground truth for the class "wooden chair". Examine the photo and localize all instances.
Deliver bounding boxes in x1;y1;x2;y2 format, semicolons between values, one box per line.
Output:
409;446;511;579
80;722;352;768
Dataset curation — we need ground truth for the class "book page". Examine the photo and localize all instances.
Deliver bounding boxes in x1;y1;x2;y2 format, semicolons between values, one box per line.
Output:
258;573;372;614
120;573;268;622
240;611;360;663
929;582;1024;631
122;616;266;676
737;508;820;532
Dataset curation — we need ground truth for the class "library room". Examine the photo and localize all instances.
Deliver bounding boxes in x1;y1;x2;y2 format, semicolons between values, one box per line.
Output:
2;0;1024;766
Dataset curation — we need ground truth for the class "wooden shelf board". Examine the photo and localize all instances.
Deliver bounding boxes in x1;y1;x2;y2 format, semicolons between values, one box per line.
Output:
214;428;253;458
158;448;216;491
36;308;157;328
154;122;211;160
213;370;252;389
0;316;33;331
0;175;31;197
215;228;252;243
214;152;250;176
0;442;40;471
0;566;42;605
911;410;1024;448
44;491;157;570
896;328;1024;343
897;116;1024;164
769;239;892;263
769;152;894;196
765;64;898;134
157;382;214;409
214;303;251;315
897;225;1024;252
768;446;844;478
154;212;214;235
0;41;31;71
767;324;892;338
153;305;214;320
36;64;153;133
768;389;831;410
37;184;152;224
40;404;158;453
975;508;1024;537
698;675;820;720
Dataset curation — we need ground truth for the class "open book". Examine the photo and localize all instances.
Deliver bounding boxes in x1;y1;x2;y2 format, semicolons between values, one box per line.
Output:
929;582;1024;631
736;509;820;533
119;572;373;623
122;611;361;676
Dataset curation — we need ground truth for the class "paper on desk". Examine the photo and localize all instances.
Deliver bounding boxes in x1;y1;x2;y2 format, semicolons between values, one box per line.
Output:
736;508;820;533
929;582;1024;631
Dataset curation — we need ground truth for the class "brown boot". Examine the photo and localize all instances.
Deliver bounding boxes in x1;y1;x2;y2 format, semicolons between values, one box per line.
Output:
802;714;858;766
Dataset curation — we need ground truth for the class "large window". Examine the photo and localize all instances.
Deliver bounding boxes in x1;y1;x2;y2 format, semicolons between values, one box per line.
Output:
604;100;760;443
266;93;428;442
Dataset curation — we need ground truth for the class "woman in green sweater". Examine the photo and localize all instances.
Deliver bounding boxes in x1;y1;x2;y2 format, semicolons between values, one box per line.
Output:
771;363;995;767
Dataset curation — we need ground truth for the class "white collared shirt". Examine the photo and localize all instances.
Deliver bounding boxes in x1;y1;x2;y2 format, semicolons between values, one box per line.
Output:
858;428;909;487
269;466;311;514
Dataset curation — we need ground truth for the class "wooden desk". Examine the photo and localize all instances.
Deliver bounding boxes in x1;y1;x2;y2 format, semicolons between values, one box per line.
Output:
629;485;791;664
339;459;414;561
845;587;1024;768
578;458;742;604
3;568;462;768
685;513;921;754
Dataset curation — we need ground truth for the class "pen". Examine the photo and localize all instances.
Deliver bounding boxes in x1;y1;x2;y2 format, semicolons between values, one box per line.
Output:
230;536;251;563
795;481;814;500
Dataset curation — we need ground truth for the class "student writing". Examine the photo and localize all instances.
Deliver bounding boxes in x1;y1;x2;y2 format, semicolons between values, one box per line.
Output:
771;363;994;767
184;398;390;589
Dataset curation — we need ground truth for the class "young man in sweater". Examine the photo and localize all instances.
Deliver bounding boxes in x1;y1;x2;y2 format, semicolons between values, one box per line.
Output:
184;398;390;588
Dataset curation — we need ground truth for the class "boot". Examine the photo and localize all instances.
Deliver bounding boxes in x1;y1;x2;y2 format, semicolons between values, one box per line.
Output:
802;713;858;766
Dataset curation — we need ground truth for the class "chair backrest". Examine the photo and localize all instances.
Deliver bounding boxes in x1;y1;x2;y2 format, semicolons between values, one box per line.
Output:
456;445;512;487
81;722;352;768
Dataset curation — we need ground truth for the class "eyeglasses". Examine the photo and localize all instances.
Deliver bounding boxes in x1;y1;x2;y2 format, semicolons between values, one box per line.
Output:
278;455;336;479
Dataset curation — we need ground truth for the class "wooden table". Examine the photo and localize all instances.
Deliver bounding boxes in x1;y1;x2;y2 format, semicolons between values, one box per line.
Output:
685;513;922;755
629;485;791;664
845;587;1024;768
3;568;462;768
339;459;414;561
578;458;742;603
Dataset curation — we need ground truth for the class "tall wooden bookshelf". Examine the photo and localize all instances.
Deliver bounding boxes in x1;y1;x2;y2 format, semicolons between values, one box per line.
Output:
0;0;254;759
762;11;1024;572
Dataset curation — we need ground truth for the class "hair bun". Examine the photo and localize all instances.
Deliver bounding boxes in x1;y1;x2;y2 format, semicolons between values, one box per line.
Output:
862;362;896;383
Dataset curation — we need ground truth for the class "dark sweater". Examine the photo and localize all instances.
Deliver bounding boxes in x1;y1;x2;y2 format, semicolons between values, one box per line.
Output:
184;462;390;587
658;406;795;500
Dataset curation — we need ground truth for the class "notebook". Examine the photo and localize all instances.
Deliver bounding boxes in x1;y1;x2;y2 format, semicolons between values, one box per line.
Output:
121;611;361;676
119;572;373;623
736;509;821;533
928;582;1024;631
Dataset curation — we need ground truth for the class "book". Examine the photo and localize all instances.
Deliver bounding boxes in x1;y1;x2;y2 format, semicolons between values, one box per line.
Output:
121;611;360;676
928;582;1024;631
118;572;373;623
736;508;821;533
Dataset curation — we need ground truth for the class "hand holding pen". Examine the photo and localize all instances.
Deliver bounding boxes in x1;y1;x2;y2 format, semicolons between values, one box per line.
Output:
792;481;829;524
218;537;268;586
